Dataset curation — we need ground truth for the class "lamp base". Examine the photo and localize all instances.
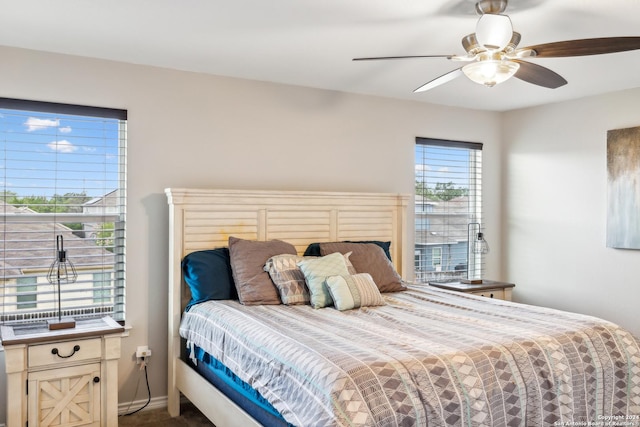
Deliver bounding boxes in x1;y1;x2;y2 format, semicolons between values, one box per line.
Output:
460;279;484;284
48;318;76;330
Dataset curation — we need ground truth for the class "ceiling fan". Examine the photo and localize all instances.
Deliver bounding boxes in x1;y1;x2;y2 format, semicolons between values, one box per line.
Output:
353;0;640;92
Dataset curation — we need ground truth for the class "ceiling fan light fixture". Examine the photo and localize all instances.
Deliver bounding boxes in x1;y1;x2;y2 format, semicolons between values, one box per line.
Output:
462;33;482;55
462;60;520;87
505;32;522;53
353;0;640;94
475;14;513;50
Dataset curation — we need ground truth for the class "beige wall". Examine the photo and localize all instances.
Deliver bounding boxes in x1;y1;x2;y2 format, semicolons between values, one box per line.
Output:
0;45;503;422
3;43;638;426
503;88;640;339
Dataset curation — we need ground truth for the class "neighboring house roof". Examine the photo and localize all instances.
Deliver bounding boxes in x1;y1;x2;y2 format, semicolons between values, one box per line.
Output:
84;189;118;208
0;201;115;278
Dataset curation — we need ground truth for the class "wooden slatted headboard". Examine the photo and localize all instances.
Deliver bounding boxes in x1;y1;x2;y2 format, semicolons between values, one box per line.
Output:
165;188;409;419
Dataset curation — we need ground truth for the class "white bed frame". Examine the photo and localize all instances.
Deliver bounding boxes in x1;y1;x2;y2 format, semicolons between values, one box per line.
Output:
166;188;409;425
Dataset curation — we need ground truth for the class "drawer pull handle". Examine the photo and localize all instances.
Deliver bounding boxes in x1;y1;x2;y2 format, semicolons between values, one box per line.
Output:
51;344;81;358
93;376;100;383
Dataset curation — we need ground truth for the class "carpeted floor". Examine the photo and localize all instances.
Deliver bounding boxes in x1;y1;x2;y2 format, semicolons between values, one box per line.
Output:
118;402;215;426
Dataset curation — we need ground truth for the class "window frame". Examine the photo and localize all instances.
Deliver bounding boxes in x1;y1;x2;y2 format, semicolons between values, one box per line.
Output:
414;137;484;283
0;98;127;325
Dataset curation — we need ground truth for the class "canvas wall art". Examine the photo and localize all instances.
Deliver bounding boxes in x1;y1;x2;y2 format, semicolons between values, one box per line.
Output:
607;126;640;249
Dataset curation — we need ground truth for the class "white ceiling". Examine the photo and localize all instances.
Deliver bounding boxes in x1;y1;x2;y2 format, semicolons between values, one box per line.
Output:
1;0;640;111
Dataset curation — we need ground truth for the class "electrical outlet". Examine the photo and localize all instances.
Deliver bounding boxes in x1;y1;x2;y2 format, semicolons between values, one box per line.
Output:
135;345;151;364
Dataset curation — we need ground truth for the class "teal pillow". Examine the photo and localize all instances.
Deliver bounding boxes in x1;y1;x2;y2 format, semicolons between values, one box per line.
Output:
182;248;237;309
297;252;351;308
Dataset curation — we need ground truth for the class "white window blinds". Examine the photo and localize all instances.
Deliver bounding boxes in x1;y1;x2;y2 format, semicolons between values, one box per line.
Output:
0;98;127;325
414;137;484;283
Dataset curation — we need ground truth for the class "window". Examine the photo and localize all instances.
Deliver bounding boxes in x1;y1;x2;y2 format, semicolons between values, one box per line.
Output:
414;137;483;283
16;277;37;310
431;247;442;269
0;98;127;325
414;250;422;271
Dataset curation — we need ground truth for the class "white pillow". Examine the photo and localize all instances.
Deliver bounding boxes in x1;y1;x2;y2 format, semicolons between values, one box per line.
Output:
325;273;386;311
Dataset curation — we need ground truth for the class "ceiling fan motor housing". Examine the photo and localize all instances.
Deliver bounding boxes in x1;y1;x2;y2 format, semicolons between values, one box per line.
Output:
475;0;508;15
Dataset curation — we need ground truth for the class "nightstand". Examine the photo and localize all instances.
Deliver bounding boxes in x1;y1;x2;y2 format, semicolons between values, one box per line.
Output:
1;316;124;427
428;280;515;301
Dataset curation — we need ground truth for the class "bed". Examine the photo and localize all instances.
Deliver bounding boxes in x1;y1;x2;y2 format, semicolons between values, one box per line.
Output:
166;188;640;426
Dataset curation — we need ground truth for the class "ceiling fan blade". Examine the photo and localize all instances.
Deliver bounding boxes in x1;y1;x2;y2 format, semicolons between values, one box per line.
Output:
353;55;453;61
524;37;640;58
414;68;463;93
513;60;567;89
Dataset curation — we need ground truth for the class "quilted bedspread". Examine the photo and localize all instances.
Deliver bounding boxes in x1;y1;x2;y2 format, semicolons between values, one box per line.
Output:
180;284;640;427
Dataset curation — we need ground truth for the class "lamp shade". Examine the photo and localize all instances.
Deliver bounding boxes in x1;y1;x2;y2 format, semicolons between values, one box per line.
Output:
473;232;490;254
47;235;78;284
462;60;519;87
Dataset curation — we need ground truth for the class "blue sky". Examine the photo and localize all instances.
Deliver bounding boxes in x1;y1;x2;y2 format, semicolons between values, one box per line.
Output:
415;143;472;189
0;109;121;199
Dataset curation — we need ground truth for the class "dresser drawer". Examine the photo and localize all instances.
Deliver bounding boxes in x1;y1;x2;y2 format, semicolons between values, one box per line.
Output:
28;338;102;368
470;288;505;299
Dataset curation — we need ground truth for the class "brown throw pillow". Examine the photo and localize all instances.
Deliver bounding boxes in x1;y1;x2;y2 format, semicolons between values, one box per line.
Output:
228;236;297;305
319;242;406;293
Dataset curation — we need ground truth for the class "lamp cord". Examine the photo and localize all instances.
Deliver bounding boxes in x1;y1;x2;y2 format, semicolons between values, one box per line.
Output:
121;359;151;416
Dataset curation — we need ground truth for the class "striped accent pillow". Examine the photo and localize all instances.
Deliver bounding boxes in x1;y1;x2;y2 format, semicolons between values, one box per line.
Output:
264;254;311;305
325;273;386;311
